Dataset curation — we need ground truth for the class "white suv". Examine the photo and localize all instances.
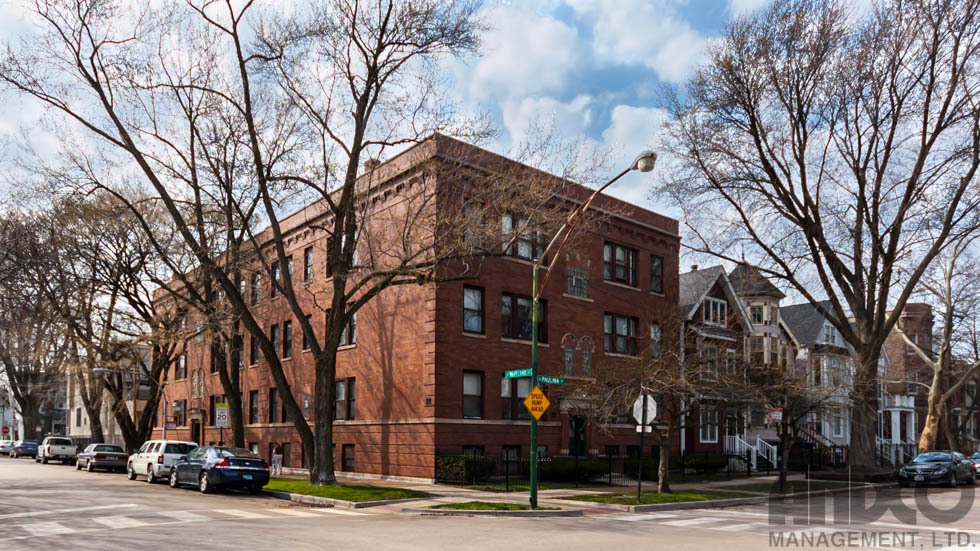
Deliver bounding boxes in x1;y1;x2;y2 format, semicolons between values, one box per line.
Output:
127;440;197;483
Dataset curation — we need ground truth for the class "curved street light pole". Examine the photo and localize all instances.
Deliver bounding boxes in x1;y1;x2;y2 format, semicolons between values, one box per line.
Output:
528;151;657;509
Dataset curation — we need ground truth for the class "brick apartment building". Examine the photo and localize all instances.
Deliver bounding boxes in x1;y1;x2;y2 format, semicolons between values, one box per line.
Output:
150;136;680;480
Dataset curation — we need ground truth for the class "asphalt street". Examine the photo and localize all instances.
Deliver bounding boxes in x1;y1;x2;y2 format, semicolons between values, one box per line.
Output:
3;457;980;550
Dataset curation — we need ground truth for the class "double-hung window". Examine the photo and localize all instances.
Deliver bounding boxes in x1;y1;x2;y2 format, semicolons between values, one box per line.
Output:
750;336;765;365
501;293;546;342
603;242;637;286
327;309;357;347
463;286;484;333
335;378;355;420
303;247;313;282
462;371;483;419
750;305;763;324
302;314;312;350
501;376;532;420
700;406;718;443
251;273;261;305
603;313;637;355
282;320;292;359
175;354;187;380
649;255;663;293
702;346;718;380
248;390;259;424
268;388;279;423
566;266;590;298
501;214;545;261
270;324;280;357
249;336;259;366
271;264;280;298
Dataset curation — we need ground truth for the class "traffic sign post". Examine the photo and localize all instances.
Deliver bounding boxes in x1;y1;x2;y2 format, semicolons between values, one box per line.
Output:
632;392;657;503
216;402;229;443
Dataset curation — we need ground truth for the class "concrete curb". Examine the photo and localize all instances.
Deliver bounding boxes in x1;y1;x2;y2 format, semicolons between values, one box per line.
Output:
400;506;583;517
624;482;898;512
263;489;427;509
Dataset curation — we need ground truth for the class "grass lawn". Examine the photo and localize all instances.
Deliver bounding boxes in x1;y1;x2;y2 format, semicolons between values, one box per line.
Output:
263;478;431;502
569;489;755;505
465;481;607;492
721;480;865;494
430;501;530;511
668;472;755;483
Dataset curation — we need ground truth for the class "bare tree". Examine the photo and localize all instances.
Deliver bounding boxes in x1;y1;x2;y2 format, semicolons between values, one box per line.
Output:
898;234;980;450
662;0;980;471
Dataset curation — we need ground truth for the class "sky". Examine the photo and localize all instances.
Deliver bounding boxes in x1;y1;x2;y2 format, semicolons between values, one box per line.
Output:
0;0;769;216
444;0;769;211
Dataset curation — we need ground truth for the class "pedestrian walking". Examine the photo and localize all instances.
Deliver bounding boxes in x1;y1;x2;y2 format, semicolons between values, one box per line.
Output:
271;444;283;476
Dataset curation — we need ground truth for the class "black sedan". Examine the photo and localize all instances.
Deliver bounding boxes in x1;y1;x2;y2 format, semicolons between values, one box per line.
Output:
897;451;976;487
10;441;37;458
76;444;128;472
970;452;980;474
169;446;269;494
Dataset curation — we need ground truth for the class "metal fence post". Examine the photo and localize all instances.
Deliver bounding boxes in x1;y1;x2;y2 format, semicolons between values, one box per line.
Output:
575;453;580;488
608;454;613;487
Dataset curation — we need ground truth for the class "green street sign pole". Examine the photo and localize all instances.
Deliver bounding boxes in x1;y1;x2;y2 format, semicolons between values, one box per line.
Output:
529;265;540;510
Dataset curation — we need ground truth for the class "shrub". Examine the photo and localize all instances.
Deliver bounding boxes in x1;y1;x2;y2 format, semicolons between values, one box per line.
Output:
624;457;661;480
435;455;497;484
679;453;729;475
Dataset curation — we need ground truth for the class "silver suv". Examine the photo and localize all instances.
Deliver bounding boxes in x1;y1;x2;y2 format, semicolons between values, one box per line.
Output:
127;440;197;483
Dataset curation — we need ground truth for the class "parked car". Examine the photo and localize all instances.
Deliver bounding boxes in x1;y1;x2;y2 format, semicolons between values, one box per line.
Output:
970;452;980;474
897;451;976;487
169;446;269;494
0;439;14;455
76;443;128;473
127;440;197;483
36;436;77;465
10;440;37;458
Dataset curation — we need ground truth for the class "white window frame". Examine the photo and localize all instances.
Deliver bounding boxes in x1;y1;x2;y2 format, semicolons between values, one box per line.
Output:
699;406;718;443
703;298;727;326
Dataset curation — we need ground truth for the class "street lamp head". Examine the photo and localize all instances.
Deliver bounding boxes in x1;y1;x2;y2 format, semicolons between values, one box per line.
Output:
632;150;657;173
91;368;108;374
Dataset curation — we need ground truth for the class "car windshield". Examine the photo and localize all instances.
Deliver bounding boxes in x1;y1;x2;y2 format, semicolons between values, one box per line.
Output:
94;445;123;452
22;441;36;446
164;443;196;454
217;447;259;459
972;452;980;460
912;452;952;463
48;438;72;446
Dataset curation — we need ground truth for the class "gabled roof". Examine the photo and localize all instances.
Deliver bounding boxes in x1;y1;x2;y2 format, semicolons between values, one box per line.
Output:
780;301;834;346
728;264;786;299
678;265;753;331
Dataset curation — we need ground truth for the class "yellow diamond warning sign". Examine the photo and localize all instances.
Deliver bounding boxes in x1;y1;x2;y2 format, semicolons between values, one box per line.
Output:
523;385;550;421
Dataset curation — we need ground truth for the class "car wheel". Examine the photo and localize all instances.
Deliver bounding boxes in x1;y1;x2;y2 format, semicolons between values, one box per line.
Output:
127;463;137;480
41;456;48;464
969;473;976;486
169;468;180;488
86;461;95;473
146;466;157;484
948;472;958;488
10;452;15;459
199;472;213;494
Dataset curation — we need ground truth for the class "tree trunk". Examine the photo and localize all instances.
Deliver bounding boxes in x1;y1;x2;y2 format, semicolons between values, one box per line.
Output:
848;349;881;472
778;420;791;492
657;427;671;494
311;349;337;485
918;374;944;451
83;400;105;443
211;336;244;447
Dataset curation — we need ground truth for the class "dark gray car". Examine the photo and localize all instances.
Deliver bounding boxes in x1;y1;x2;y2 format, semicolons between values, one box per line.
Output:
76;443;128;473
897;451;976;487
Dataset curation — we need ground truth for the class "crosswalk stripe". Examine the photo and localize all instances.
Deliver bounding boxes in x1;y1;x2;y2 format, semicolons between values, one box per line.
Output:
157;511;209;522
609;513;678;522
661;517;727;527
0;503;139;520
216;509;272;519
311;508;367;516
17;521;76;536
92;516;150;529
269;508;320;517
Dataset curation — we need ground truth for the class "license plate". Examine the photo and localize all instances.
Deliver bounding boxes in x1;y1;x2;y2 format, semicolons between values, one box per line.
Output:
915;475;924;481
243;474;252;480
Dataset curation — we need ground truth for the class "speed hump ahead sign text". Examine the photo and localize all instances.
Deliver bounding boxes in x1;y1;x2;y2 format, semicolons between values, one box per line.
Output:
523;386;550;421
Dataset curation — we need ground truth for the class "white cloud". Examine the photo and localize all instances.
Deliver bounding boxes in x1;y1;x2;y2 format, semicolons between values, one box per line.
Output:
601;105;669;152
466;5;582;100
568;0;709;83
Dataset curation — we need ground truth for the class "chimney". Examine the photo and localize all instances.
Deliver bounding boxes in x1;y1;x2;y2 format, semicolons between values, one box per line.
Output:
690;264;698;271
363;158;381;172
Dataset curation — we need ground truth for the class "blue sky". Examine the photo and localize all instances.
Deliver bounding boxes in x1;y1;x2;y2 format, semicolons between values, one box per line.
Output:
446;0;768;211
0;0;769;214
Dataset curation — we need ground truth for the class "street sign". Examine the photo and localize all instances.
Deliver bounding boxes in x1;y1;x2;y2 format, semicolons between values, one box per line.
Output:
1;426;8;435
767;408;783;423
523;386;550;420
538;376;565;385
632;394;657;425
165;423;176;430
215;403;229;428
504;368;533;379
